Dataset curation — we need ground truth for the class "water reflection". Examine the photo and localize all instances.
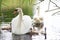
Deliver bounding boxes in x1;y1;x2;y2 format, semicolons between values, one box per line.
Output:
0;30;44;40
0;30;12;40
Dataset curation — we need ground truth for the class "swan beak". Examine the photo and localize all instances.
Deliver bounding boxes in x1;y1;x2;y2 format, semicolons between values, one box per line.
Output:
13;9;17;14
13;11;17;14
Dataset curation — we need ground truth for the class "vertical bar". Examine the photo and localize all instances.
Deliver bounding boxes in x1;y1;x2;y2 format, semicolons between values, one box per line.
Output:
45;27;47;40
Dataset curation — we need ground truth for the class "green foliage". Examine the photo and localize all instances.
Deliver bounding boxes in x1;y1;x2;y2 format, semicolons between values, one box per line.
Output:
0;0;35;22
0;0;2;22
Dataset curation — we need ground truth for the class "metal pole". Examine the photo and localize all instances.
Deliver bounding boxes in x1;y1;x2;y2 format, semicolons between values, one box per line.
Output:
45;27;47;40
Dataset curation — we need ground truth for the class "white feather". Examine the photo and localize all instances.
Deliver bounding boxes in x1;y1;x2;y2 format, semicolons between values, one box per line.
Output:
11;8;32;34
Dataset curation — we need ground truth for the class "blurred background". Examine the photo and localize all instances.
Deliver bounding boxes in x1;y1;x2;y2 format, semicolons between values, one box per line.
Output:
0;0;35;22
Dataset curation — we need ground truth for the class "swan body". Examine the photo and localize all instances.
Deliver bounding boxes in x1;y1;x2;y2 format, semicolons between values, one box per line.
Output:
11;8;32;34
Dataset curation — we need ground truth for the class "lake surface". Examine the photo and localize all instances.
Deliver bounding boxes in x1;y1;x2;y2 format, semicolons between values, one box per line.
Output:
0;30;45;40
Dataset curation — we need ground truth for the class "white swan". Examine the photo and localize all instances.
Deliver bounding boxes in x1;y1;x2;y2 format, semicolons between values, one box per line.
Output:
11;8;32;35
32;2;45;40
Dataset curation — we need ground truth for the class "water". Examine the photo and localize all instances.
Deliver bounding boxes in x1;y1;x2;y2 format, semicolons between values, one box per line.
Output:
0;30;45;40
0;30;12;40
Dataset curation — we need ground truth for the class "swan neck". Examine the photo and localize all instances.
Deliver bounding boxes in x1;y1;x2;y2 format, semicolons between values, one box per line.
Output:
19;12;23;26
19;12;23;16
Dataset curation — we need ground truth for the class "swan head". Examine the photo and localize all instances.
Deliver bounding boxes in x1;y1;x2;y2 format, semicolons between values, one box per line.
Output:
33;17;43;23
33;17;43;27
13;8;22;14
